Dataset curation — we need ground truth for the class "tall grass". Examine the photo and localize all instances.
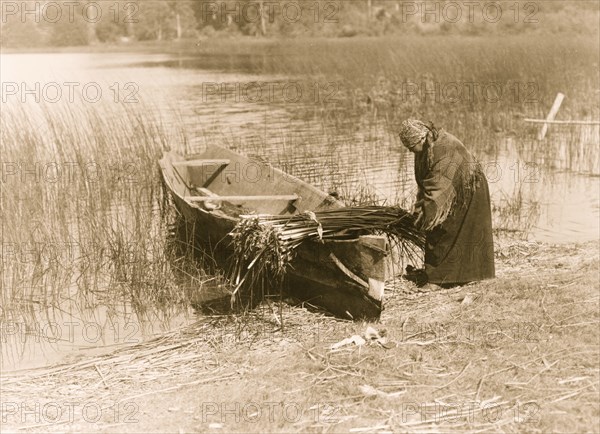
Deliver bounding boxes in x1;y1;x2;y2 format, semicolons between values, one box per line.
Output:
246;35;599;173
0;101;212;334
2;33;597;336
187;34;598;236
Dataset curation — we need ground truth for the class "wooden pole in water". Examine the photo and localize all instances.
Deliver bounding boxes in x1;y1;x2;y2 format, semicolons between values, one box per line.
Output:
537;92;565;140
524;119;600;125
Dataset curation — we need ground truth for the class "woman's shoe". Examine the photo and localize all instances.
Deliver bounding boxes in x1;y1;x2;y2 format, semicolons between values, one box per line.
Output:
404;265;427;286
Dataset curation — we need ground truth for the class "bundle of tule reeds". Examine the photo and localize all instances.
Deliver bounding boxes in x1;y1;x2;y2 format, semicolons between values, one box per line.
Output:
228;206;425;307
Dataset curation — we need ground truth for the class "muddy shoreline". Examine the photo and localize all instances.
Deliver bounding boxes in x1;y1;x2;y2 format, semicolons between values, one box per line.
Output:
2;240;598;433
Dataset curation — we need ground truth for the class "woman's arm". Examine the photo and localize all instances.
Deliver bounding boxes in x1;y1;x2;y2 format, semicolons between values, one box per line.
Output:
417;145;464;231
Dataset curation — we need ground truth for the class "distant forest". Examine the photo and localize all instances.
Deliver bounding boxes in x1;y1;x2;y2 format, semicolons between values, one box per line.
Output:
1;1;598;47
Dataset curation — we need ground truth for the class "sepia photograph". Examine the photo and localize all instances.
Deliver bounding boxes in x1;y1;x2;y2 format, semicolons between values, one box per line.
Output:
0;1;598;432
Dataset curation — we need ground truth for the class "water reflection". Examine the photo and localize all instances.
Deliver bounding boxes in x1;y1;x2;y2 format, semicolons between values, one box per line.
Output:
0;295;196;372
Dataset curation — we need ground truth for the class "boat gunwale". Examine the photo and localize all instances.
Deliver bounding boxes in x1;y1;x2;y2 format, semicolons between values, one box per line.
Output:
159;146;389;246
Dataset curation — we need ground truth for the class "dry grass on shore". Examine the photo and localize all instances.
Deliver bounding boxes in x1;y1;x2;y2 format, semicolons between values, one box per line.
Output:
2;239;598;433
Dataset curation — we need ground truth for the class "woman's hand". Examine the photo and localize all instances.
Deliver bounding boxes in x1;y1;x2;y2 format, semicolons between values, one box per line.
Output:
412;200;424;228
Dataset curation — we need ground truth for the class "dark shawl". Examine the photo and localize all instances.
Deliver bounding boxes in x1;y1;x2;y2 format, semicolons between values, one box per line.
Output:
414;130;495;284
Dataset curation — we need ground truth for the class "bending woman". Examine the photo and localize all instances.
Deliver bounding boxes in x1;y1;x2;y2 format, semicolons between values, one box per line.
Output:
399;119;495;288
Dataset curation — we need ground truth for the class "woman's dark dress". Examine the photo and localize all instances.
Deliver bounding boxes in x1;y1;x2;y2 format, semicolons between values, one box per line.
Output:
414;130;495;285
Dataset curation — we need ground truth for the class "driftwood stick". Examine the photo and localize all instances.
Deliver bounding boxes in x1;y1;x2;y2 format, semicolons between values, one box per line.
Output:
524;119;600;126
537;92;565;140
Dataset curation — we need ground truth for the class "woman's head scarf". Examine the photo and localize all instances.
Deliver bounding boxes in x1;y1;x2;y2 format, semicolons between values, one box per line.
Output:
399;119;431;149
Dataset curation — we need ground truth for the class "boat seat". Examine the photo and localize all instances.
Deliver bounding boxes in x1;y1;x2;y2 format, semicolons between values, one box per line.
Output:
173;159;231;167
173;159;231;189
185;194;299;202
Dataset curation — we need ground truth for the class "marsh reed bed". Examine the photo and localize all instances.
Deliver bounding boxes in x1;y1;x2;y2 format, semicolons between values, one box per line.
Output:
1;33;598;368
1;34;598;432
249;35;599;148
0;100;215;368
198;35;599;236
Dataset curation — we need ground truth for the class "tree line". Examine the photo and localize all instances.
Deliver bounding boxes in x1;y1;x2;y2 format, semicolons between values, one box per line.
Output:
1;1;597;48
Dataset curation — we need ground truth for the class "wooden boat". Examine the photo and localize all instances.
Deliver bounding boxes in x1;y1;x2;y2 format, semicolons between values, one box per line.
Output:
159;145;389;320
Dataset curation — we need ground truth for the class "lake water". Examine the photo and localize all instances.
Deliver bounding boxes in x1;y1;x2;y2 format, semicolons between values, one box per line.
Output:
1;51;598;371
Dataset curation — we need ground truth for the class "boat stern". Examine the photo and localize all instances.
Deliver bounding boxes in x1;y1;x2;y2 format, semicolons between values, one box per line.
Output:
288;234;389;320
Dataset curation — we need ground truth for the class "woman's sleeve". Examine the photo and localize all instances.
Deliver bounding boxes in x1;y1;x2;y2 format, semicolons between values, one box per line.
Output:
418;146;464;230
